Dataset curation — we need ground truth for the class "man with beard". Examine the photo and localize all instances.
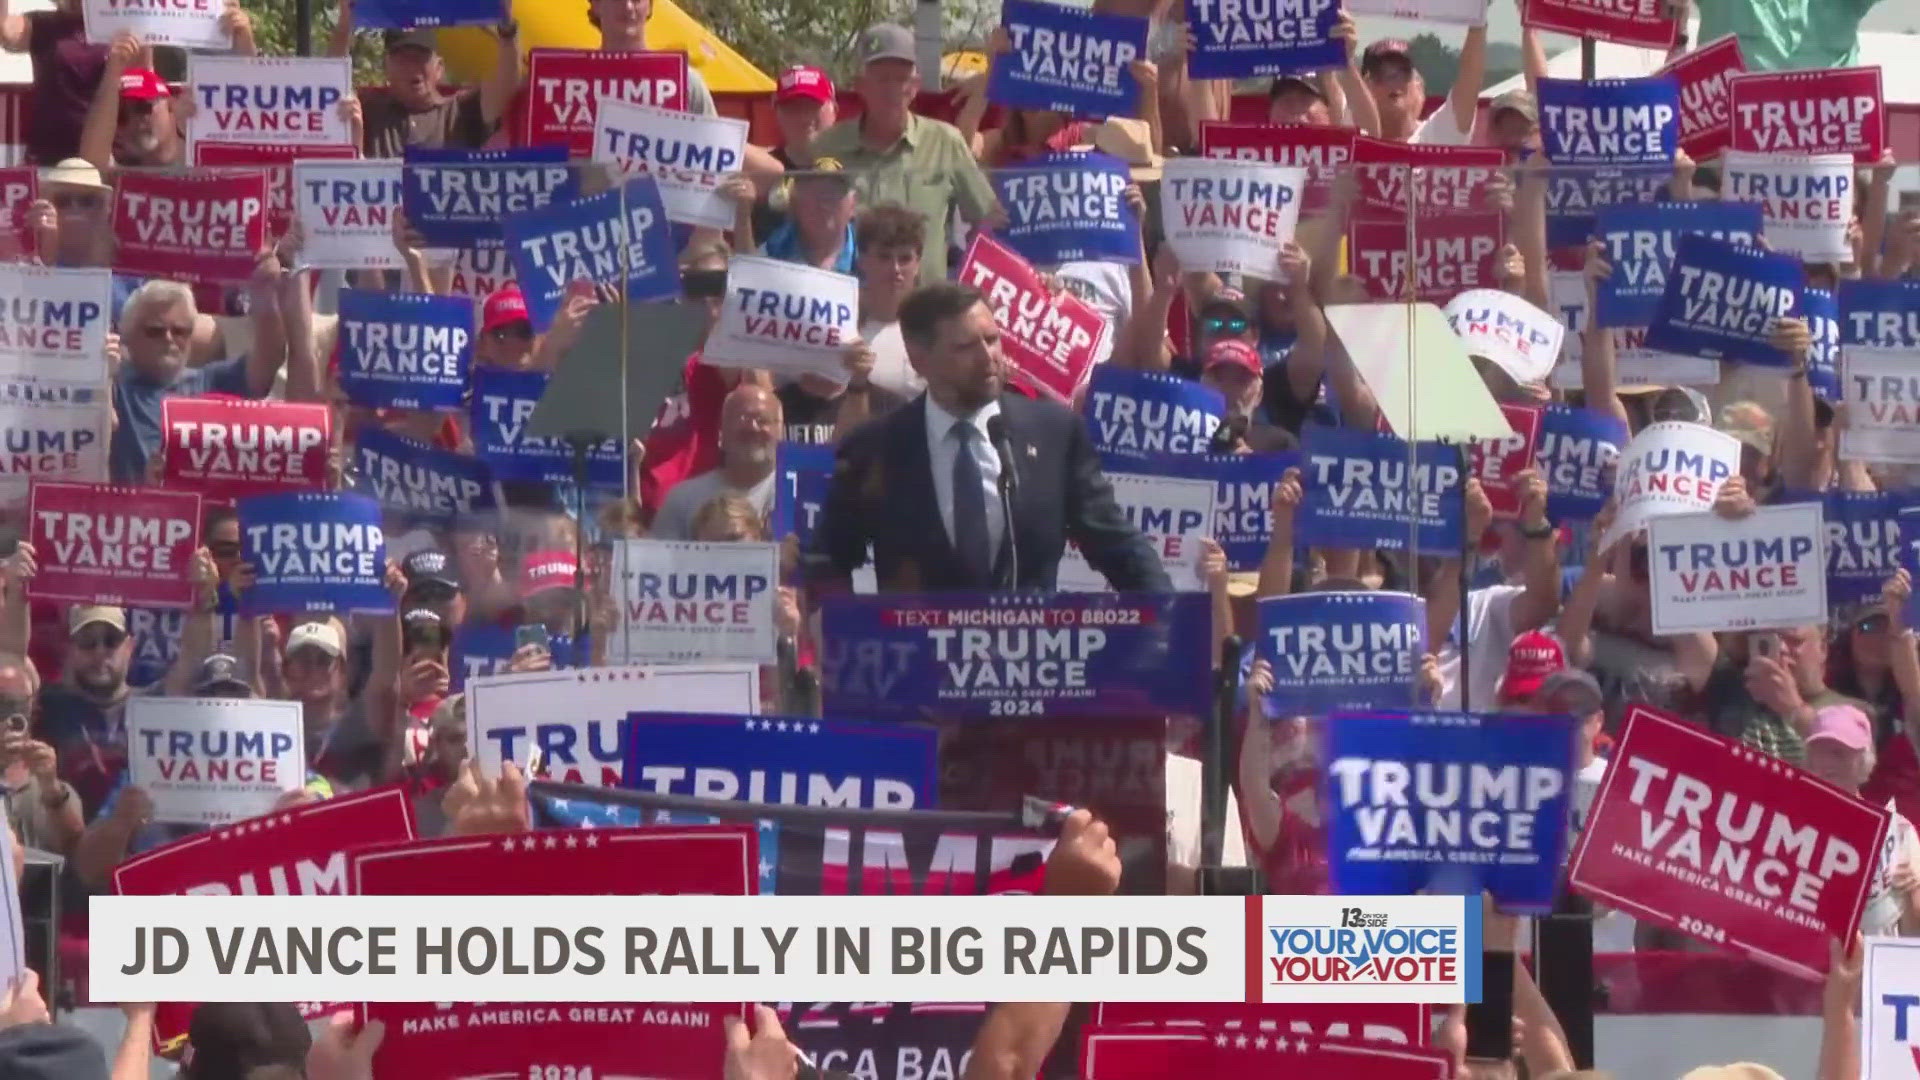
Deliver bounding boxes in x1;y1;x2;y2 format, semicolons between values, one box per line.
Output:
331;6;521;158
650;384;781;541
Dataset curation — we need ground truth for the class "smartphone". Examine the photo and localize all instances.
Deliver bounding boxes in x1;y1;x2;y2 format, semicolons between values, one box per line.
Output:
1753;633;1781;661
514;624;551;654
1464;951;1517;1061
523;744;544;778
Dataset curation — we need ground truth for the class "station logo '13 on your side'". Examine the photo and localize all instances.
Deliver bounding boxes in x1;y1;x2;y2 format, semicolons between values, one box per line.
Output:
1257;895;1482;1004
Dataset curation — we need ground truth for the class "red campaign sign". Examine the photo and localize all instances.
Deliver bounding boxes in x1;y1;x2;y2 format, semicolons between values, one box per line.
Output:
112;786;419;1053
956;234;1106;403
1198;122;1357;214
1729;66;1885;164
1521;0;1678;50
351;826;757;1080
194;141;358;236
1656;35;1746;161
522;49;690;155
1092;1003;1428;1046
1351;136;1506;221
1469;402;1545;515
1347;212;1504;306
1567;704;1890;980
1081;1026;1214;1079
113;170;269;284
27;480;201;608
160;397;332;499
1210;1032;1453;1077
0;166;37;261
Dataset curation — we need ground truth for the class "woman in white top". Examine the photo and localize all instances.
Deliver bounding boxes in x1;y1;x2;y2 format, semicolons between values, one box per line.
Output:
1801;701;1920;936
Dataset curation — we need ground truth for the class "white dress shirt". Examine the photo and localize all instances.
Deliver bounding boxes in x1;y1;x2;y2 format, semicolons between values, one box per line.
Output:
925;395;1005;559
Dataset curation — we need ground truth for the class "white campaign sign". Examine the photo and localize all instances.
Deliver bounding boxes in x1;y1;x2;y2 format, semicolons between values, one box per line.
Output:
1058;473;1213;592
1159;157;1305;277
1645;502;1827;636
704;255;860;380
294;159;405;270
125;697;305;827
0;804;19;995
1344;0;1489;24
1445;288;1565;386
1547;269;1720;389
84;0;229;48
1863;936;1920;1077
1722;151;1855;262
465;665;762;787
184;56;355;153
0;265;113;507
1841;344;1920;465
607;539;781;665
1603;420;1741;550
591;99;749;230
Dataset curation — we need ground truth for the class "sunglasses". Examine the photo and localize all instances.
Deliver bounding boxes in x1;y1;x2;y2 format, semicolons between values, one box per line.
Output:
681;270;729;299
207;540;241;559
487;323;534;342
142;323;194;341
52;193;101;211
408;581;459;604
1203;316;1250;336
120;100;156;119
74;629;126;651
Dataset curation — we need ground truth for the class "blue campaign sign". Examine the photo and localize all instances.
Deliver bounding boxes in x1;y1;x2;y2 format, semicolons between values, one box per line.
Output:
992;151;1141;266
467;368;623;487
238;492;392;616
989;0;1147;120
1298;425;1464;554
449;623;584;691
1185;0;1341;80
1593;201;1766;328
1101;448;1300;571
622;712;939;811
1903;505;1920;630
1323;709;1578;912
352;424;501;528
336;289;474;411
1538;77;1680;168
772;441;835;544
1803;288;1840;401
1084;365;1225;455
1256;591;1426;717
402;145;576;250
353;0;498;27
817;592;1214;720
503;178;680;330
1806;489;1916;608
1644;233;1804;365
1532;404;1627;520
1841;279;1920;348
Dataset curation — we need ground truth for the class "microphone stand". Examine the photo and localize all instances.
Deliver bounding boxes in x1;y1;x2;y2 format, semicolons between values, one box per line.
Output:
996;469;1019;592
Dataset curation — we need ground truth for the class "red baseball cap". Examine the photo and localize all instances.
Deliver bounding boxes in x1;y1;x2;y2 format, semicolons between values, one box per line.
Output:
775;65;834;106
120;69;172;101
482;286;531;333
1204;339;1262;378
1498;631;1567;705
519;549;578;599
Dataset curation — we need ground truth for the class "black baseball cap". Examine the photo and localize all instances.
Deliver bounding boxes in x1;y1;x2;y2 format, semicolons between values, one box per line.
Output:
382;29;438;54
1270;75;1324;101
193;654;254;697
401;550;460;595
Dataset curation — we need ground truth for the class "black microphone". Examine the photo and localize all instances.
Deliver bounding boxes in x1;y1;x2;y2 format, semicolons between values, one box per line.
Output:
985;415;1018;497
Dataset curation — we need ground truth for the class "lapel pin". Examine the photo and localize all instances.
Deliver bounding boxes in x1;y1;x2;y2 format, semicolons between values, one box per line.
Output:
1025;444;1037;458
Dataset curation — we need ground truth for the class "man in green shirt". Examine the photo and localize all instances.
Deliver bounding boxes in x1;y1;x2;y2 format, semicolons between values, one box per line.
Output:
810;23;1004;285
1678;0;1887;72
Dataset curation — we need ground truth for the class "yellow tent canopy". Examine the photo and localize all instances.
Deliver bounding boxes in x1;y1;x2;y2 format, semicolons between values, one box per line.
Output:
436;0;775;95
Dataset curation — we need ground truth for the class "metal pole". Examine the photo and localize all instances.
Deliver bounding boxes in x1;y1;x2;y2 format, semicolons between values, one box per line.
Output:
1580;37;1596;81
295;0;313;56
1456;443;1471;711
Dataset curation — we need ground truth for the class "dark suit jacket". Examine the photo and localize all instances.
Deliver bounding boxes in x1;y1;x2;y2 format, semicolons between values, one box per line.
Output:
806;392;1173;593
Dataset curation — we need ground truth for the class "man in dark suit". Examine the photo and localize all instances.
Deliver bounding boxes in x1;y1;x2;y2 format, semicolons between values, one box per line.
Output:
807;281;1172;594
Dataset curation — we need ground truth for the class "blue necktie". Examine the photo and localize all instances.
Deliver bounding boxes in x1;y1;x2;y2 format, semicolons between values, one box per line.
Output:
950;421;993;585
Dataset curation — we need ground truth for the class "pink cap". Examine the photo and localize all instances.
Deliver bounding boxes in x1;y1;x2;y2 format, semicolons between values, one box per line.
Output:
1499;630;1567;704
1203;339;1262;377
776;65;835;106
1807;704;1873;752
482;286;530;333
519;549;578;599
119;69;172;101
